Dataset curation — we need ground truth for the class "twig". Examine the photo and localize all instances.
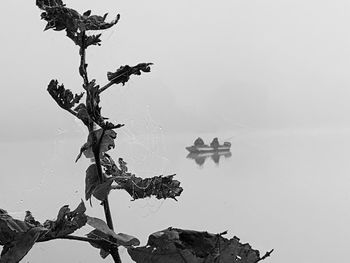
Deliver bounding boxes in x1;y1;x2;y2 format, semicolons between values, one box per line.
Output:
79;33;89;86
38;234;100;244
255;249;274;262
98;81;114;94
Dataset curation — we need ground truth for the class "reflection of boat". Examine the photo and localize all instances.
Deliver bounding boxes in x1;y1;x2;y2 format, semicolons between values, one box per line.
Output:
186;137;231;154
187;151;232;166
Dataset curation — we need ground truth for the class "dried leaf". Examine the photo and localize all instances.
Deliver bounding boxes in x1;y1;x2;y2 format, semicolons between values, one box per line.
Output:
107;63;153;86
42;201;87;239
37;1;120;47
83;14;120;31
77;129;117;162
0;211;30;246
36;0;64;9
24;211;41;227
116;174;183;201
47;80;84;111
128;228;270;263
0;227;47;263
74;103;92;127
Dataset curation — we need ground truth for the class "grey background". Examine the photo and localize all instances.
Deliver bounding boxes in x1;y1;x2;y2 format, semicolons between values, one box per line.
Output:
1;1;350;262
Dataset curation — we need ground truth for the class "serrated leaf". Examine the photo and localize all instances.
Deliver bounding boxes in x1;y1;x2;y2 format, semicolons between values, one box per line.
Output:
37;2;120;47
83;14;120;31
116;174;183;201
128;228;269;263
86;216;140;247
47;80;84;111
107;63;153;86
36;0;64;9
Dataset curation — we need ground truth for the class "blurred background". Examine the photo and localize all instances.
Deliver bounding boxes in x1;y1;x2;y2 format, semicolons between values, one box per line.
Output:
1;0;350;262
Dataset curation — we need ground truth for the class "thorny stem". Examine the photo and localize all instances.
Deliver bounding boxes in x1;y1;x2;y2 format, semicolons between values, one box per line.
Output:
79;31;122;263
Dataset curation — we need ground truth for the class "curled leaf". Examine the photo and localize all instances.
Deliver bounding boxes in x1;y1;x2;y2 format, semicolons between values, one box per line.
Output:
116;174;183;201
37;1;120;47
36;0;64;9
42;201;87;239
47;80;84;111
76;129;117;162
106;63;153;86
128;228;272;263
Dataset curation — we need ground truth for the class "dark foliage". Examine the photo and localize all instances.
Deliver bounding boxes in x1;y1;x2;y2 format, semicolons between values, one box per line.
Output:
128;228;273;263
101;155;183;201
47;79;84;112
107;63;153;86
36;0;120;47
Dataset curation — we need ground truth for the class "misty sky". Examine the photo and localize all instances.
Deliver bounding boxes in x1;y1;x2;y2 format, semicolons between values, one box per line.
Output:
1;0;350;140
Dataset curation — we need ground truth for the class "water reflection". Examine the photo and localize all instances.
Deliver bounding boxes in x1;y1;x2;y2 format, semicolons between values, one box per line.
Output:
186;151;232;166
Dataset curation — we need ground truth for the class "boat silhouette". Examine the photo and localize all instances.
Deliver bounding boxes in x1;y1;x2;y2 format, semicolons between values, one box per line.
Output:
186;137;231;154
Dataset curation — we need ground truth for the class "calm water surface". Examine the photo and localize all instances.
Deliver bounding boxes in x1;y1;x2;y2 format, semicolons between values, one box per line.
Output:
1;130;349;262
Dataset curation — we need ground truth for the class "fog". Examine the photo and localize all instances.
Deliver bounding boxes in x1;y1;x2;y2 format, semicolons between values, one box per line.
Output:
1;1;350;140
1;1;350;263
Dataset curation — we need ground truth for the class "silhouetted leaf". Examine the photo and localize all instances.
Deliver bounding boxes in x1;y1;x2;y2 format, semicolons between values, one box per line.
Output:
74;103;92;127
76;129;117;162
37;1;120;47
0;227;47;263
128;228;270;263
0;210;48;262
86;216;140;247
107;63;153;86
0;210;31;246
24;211;41;227
47;79;84;111
85;164;100;201
83;14;120;31
101;153;119;176
86;229;118;259
86;34;102;47
116;174;183;201
42;201;87;239
36;0;64;9
92;179;113;202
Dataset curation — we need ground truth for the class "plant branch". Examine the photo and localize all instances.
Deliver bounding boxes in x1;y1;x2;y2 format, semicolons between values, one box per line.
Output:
98;81;114;94
79;32;122;262
79;32;89;86
38;234;97;244
255;249;274;263
92;130;122;263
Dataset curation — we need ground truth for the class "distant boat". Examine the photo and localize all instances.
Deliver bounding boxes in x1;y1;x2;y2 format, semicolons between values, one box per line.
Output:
186;137;231;154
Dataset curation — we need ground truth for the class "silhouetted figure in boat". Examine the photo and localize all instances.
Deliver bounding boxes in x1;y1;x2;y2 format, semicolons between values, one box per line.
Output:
194;137;205;146
210;137;220;148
